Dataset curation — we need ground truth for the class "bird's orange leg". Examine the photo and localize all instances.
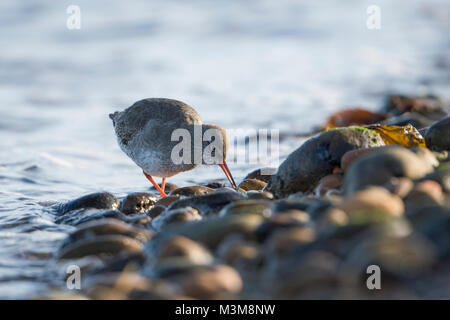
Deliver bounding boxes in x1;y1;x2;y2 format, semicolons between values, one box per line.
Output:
143;171;168;197
161;177;166;193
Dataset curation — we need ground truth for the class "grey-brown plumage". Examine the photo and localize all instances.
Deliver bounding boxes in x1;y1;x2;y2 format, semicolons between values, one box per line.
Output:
109;98;235;196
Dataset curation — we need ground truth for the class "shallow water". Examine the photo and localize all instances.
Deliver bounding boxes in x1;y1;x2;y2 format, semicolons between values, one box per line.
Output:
0;0;449;298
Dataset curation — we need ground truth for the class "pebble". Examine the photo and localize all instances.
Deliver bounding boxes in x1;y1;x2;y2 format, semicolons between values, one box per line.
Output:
152;207;202;231
216;236;260;267
169;186;215;197
338;186;405;224
383;177;414;198
246;190;274;200
314;174;343;196
171;213;264;249
55;192;120;214
178;264;243;299
155;195;181;207
265;226;316;257
166;190;246;215
256;209;310;241
156;236;213;266
120;192;157;215
340;147;381;171
218;200;273;217
238;179;267;191
147;205;166;219
59;219;153;251
243;167;277;183
425;116;450;151
343;146;435;195
55;209;128;226
57;235;144;260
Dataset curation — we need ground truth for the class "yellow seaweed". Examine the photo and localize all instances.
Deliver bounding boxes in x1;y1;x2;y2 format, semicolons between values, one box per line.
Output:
366;124;426;148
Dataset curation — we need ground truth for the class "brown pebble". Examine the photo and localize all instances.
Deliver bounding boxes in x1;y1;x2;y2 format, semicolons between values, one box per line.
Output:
238;179;267;191
383;177;414;198
169;186;215;197
338;186;404;220
157;236;213;265
155;195;181;207
341;148;380;171
266;227;316;257
147;205;166;219
179;265;243;299
315;174;343;196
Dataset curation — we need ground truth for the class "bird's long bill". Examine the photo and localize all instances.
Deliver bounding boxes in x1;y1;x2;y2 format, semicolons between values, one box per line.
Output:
219;161;237;189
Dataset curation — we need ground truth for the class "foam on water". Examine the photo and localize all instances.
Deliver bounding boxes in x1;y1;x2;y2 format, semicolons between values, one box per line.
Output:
0;0;449;298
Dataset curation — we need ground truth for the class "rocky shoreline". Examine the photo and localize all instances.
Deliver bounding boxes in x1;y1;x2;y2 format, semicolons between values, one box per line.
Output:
43;95;450;299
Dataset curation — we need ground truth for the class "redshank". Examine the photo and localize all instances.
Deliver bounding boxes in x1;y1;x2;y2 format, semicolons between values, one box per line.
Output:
109;98;236;197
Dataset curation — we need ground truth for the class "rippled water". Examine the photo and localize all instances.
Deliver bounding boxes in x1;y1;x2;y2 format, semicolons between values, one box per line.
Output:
0;0;449;298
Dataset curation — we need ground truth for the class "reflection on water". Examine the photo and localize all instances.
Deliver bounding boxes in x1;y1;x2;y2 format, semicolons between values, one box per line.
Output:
0;0;449;298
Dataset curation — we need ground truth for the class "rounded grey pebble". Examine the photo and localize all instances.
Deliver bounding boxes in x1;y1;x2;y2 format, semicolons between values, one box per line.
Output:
120;192;157;215
55;192;120;214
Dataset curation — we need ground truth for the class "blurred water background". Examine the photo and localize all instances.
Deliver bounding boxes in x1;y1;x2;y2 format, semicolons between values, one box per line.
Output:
0;0;449;298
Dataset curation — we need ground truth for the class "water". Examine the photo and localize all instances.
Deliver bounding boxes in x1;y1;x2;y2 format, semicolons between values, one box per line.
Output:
0;0;449;298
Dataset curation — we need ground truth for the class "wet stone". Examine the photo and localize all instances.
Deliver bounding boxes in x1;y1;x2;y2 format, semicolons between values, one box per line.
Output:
57;235;144;260
88;252;147;275
177;264;243;299
314;174;343;197
202;181;225;189
55;192;120;214
420;164;450;193
338;186;404;224
155;195;181;207
266;127;384;197
216;235;260;268
246;190;274;200
152;207;202;231
156;236;213;266
425;116;450;151
265;226;316;258
383;177;414;198
147;205;166;219
166;190;246;216
54;209;128;226
169;186;215;197
238;179;267;191
120;192;157;215
244;167;276;183
256;209;310;242
59;218;153;251
219;200;273;218
340;147;382;172
343;146;435;196
171;213;264;250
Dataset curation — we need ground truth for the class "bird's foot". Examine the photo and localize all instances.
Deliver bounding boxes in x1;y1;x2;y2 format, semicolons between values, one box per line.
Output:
143;171;168;197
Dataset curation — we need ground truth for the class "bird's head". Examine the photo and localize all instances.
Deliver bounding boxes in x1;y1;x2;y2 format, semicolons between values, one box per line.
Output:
201;123;236;189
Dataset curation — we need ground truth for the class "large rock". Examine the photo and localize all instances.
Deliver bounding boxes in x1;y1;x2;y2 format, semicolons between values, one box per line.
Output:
425;116;450;151
343;146;435;195
266;127;384;197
